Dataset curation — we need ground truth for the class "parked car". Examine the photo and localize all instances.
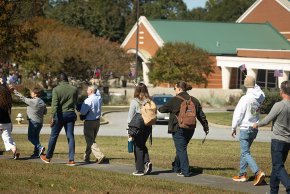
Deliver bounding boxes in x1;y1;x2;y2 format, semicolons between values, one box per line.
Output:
152;94;173;122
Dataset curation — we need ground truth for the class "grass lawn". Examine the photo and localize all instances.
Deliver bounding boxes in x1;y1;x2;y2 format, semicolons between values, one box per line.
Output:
1;135;289;181
206;112;271;128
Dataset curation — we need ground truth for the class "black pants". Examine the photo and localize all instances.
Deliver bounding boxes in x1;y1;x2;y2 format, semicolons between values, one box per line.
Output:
133;127;152;172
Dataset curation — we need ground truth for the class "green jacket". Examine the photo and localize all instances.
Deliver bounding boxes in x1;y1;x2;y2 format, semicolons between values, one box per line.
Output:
51;81;78;116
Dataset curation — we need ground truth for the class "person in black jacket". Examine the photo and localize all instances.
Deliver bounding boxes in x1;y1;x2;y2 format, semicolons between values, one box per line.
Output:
159;81;209;177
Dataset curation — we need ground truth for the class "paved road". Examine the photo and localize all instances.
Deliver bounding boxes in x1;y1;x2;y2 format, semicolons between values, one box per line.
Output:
13;111;272;142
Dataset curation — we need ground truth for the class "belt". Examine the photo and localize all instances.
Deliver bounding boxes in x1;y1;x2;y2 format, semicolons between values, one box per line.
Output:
85;119;100;121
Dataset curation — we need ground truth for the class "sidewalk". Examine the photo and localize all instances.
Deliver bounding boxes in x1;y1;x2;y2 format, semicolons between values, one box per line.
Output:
0;155;282;194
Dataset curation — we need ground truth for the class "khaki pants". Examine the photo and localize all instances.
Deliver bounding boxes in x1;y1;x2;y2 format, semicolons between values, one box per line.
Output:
83;120;104;161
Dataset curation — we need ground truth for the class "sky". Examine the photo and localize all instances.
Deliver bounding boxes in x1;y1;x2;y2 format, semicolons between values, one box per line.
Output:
183;0;207;9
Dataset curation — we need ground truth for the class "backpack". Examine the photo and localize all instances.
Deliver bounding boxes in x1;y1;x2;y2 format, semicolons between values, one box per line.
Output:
140;100;157;126
176;95;196;129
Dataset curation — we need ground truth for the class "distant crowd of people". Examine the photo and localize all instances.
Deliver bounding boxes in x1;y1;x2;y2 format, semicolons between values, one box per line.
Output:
0;73;289;194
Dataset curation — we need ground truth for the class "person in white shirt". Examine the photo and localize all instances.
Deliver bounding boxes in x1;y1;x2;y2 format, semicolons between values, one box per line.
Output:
79;85;105;164
231;75;266;186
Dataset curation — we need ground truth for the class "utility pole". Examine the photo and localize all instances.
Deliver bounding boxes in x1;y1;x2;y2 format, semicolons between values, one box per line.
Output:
135;0;139;83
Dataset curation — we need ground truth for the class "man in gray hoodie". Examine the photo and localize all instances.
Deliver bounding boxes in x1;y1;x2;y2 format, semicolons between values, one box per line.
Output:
253;80;290;194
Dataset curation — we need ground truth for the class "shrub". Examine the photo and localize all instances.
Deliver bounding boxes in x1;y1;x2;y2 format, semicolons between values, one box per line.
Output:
260;89;281;114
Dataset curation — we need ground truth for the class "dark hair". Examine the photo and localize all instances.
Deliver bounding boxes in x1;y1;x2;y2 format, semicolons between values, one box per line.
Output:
32;87;43;97
134;83;150;99
176;81;192;92
59;72;68;82
280;80;290;96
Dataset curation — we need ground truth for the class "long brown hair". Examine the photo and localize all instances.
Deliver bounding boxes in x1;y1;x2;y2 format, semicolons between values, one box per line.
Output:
0;85;12;111
133;83;150;99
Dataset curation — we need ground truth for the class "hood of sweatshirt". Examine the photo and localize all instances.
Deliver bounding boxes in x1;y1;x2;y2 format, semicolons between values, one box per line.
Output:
246;84;265;105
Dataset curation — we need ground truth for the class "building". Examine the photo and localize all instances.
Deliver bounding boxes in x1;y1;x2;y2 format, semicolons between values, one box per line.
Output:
237;0;290;41
121;15;290;89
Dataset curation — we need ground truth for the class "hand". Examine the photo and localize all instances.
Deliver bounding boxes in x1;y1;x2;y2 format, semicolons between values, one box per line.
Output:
8;85;14;92
252;123;258;129
231;129;236;138
50;118;55;128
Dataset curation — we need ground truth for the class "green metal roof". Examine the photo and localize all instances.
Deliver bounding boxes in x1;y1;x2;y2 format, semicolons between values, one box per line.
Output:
149;20;290;55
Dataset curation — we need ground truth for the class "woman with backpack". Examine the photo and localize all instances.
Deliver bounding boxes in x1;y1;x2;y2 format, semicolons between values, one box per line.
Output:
159;81;209;177
127;83;153;176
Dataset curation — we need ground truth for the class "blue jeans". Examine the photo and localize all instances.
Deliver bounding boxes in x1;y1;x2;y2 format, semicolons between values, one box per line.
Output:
46;112;76;161
28;120;43;150
270;139;290;194
172;128;195;176
239;128;259;175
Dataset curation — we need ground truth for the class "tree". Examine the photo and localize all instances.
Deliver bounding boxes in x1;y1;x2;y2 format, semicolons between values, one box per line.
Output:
24;17;132;79
148;42;214;86
0;0;37;64
44;0;127;42
204;0;255;22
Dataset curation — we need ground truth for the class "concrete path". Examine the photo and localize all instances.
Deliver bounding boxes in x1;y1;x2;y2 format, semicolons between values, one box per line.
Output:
1;155;286;194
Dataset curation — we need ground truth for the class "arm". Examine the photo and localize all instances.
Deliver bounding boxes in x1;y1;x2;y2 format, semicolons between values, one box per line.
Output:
258;103;281;127
196;101;209;134
14;90;38;107
231;97;247;130
127;99;137;124
51;88;58;117
158;98;174;113
80;98;90;116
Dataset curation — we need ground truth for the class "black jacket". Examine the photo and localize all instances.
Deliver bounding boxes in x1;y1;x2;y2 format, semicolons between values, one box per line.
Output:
158;91;209;133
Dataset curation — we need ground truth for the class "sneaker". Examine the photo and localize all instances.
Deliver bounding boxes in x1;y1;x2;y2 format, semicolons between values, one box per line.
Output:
144;162;152;175
30;153;39;159
232;173;247;182
13;152;20;160
177;172;192;177
96;156;105;164
40;155;50;164
253;171;265;186
66;161;76;166
132;171;144;176
38;146;45;156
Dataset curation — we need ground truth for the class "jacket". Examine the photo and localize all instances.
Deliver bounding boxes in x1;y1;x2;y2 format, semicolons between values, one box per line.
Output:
232;84;265;130
158;91;209;133
51;81;78;116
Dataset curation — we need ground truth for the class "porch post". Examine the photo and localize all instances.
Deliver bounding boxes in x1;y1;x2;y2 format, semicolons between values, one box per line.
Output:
142;62;150;85
221;66;232;89
278;71;289;88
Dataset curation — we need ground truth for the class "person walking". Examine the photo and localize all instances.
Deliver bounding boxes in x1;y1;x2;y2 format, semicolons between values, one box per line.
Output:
40;72;78;166
79;86;105;164
253;80;290;194
127;83;153;176
231;75;266;186
12;87;47;158
159;81;209;177
0;82;19;159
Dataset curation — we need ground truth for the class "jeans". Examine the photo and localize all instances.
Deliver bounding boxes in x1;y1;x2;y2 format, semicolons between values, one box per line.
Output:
133;127;152;172
270;139;290;194
28;120;43;150
239;128;259;175
172;127;195;176
46;112;76;161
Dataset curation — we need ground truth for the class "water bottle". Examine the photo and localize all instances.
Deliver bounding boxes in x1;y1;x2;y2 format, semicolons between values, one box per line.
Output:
128;137;134;153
